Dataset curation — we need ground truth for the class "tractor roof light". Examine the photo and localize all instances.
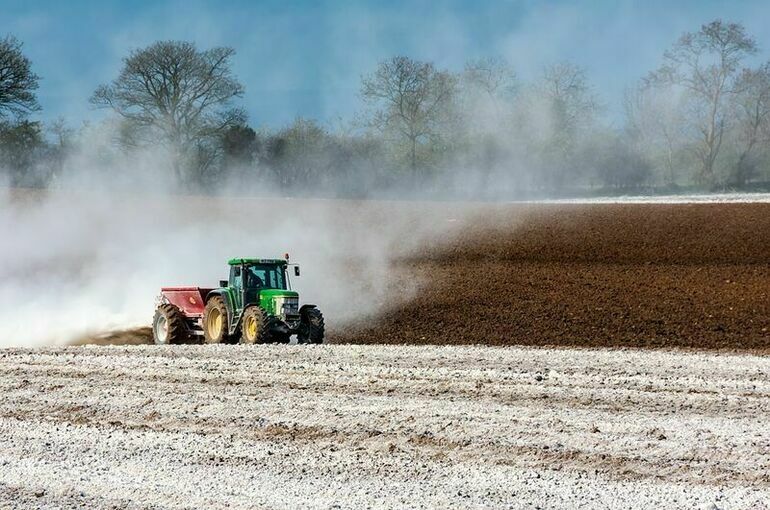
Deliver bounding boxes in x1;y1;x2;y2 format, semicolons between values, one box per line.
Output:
284;253;290;261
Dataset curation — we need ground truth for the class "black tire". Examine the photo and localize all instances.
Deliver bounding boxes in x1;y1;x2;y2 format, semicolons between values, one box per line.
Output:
273;333;291;344
240;306;270;344
203;296;230;344
152;304;189;345
298;308;325;344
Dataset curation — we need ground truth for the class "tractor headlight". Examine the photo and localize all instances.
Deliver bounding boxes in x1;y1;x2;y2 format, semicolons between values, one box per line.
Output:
274;296;299;318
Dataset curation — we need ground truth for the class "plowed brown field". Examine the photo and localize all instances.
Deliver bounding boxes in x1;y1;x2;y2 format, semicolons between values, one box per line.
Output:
335;203;770;350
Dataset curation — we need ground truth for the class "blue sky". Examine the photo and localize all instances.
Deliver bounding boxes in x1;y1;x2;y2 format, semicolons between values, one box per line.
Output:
3;0;770;129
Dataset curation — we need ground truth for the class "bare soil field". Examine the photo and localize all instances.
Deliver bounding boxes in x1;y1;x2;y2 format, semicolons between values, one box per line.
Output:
337;203;770;350
0;344;767;509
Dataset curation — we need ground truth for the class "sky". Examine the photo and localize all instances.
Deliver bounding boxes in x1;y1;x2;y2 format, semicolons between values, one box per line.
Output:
3;0;770;130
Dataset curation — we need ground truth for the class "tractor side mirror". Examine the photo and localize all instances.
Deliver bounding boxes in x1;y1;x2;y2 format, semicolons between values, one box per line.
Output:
294;266;300;277
219;280;228;287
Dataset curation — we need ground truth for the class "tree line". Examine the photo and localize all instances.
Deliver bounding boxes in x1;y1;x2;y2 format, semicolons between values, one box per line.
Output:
1;19;769;198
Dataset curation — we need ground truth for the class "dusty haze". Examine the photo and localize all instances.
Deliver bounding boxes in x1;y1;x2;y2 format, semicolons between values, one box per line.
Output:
0;186;490;346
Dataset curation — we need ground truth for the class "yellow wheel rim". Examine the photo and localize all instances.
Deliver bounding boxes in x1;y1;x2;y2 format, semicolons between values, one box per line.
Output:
245;315;257;341
208;308;222;339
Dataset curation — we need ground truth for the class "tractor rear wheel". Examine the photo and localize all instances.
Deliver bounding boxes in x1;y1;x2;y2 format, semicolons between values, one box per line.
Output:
203;296;230;344
298;308;325;344
153;303;188;345
240;306;269;344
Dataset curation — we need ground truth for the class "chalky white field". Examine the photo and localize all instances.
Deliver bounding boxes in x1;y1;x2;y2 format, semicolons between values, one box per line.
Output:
0;344;767;509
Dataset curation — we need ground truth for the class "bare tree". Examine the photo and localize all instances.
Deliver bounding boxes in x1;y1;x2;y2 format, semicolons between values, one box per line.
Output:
456;58;517;194
541;62;598;133
624;84;688;186
730;63;770;186
0;35;40;119
647;20;757;186
91;41;244;185
535;62;599;187
462;57;517;101
459;57;517;131
361;56;455;175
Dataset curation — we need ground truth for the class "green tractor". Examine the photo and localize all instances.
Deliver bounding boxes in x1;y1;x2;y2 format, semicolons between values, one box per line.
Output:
152;256;324;345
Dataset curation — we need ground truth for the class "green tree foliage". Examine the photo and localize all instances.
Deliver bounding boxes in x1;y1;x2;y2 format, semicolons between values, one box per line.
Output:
265;118;332;191
0;120;46;185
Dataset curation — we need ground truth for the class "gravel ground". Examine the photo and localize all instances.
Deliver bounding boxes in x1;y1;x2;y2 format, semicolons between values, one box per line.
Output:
0;344;768;509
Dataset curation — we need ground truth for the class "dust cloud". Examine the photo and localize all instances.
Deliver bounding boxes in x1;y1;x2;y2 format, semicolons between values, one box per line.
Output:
0;183;474;346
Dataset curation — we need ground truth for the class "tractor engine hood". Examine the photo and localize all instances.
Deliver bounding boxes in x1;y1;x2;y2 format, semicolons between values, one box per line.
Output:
259;289;300;319
259;289;299;300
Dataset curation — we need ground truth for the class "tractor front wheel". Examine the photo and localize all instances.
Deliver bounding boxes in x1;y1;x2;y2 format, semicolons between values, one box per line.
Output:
298;307;325;344
240;306;269;344
203;296;230;344
153;303;189;345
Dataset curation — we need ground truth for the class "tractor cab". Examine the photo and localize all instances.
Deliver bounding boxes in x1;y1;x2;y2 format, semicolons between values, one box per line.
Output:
224;258;302;331
228;259;289;291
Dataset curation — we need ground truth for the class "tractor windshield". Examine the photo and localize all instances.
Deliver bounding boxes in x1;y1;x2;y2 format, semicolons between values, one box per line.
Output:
244;264;287;290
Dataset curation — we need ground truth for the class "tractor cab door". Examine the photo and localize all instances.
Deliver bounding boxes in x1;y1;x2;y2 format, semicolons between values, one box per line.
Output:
229;265;244;311
243;265;263;306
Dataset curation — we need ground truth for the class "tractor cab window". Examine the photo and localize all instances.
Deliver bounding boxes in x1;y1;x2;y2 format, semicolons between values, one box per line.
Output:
230;265;242;289
244;264;286;290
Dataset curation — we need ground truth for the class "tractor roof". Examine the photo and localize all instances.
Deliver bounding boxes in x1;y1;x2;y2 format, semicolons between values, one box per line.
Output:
228;258;287;266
